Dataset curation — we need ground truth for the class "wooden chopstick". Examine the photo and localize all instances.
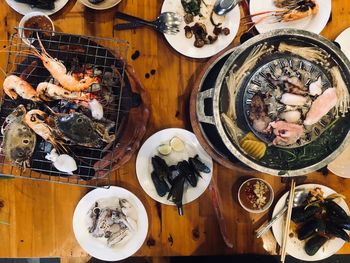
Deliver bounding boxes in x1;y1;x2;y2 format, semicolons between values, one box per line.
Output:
280;179;296;263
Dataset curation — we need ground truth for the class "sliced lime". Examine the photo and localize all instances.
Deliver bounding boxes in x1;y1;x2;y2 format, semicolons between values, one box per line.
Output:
170;136;185;152
157;144;172;155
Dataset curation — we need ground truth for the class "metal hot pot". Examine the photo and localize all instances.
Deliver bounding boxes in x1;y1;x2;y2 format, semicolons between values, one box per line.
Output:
197;29;350;176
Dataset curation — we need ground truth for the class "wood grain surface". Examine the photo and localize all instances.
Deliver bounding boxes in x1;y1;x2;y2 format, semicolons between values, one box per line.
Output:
1;0;350;260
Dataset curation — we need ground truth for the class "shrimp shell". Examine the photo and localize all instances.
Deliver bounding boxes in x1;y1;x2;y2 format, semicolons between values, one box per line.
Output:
3;75;40;101
30;36;98;92
37;82;93;101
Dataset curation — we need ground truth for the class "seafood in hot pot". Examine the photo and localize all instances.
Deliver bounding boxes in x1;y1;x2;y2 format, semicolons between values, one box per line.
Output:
220;39;350;167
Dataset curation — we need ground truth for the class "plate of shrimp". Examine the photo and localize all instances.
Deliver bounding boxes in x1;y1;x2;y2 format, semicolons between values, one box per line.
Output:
246;0;331;34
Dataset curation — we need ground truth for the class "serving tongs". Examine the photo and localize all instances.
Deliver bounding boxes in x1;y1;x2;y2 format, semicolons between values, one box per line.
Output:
114;12;182;35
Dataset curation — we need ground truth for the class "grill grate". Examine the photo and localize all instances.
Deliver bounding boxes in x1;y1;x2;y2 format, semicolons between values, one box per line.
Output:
0;29;130;188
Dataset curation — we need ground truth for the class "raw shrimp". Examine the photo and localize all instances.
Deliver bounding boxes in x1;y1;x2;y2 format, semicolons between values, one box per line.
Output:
37;82;93;101
280;110;301;123
304;88;338;126
265;121;304;146
24;109;66;151
3;75;40;101
30;36;98;92
280;93;308;106
309;77;323;96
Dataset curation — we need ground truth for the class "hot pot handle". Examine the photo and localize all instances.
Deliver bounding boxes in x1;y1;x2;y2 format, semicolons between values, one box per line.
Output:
196;88;215;125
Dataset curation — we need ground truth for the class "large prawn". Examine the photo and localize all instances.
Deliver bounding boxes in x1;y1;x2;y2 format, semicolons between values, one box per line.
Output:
29;35;98;92
242;0;319;30
37;82;94;101
3;75;41;101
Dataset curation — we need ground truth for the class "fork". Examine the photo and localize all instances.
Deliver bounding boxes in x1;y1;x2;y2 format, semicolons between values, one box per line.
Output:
114;12;182;35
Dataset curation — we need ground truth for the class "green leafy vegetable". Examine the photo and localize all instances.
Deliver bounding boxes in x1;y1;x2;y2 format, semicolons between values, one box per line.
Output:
181;0;202;16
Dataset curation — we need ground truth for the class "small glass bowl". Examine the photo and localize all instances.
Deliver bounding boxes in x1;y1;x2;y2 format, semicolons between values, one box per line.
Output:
238;178;274;213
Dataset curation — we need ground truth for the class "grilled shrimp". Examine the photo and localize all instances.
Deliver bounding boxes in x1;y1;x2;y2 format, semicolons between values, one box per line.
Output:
243;0;319;30
30;36;98;92
24;110;66;152
37;82;93;101
3;75;40;101
282;0;318;22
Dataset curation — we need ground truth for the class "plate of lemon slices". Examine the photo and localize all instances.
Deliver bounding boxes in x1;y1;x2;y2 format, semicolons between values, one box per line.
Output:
136;128;213;207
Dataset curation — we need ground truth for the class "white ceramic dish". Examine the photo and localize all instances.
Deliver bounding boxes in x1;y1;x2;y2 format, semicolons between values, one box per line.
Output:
6;0;69;16
335;27;350;61
272;184;349;261
78;0;122;10
18;11;55;46
161;0;240;58
73;186;148;261
328;142;350;178
249;0;331;34
238;178;274;213
136;128;213;206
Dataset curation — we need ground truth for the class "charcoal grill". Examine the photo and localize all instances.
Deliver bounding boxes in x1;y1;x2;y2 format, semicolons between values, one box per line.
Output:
0;29;148;187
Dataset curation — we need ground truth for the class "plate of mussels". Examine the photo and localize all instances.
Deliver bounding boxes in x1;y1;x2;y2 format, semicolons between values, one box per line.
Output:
272;184;350;261
5;0;70;15
136;128;213;215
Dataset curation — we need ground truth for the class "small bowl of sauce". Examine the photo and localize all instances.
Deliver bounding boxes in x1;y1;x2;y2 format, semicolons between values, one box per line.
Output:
18;11;54;46
238;178;274;213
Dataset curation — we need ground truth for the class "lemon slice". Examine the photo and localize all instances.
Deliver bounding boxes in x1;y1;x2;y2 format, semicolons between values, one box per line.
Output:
170;136;185;152
157;144;172;156
241;139;266;160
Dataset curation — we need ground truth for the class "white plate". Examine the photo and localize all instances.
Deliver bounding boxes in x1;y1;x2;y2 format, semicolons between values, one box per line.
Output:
73;186;148;261
328;143;350;178
335;27;350;61
5;0;69;16
78;0;122;10
136;128;213;206
161;0;240;58
272;184;349;261
249;0;331;34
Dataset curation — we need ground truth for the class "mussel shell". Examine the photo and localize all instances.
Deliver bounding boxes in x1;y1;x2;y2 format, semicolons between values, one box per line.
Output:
324;200;349;220
328;216;350;230
188;155;210;173
297;219;326;240
167;174;185;215
304;235;328;256
177;160;197;187
325;221;350;242
291;205;321;224
55;113;102;147
151;171;169;197
168;165;180;185
151;155;170;179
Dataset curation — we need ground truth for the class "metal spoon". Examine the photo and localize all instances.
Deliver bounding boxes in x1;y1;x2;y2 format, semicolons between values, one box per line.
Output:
114;12;182;35
255;188;308;238
213;0;244;16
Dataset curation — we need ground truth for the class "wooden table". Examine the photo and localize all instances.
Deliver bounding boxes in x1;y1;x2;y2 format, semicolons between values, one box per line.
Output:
1;0;350;261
